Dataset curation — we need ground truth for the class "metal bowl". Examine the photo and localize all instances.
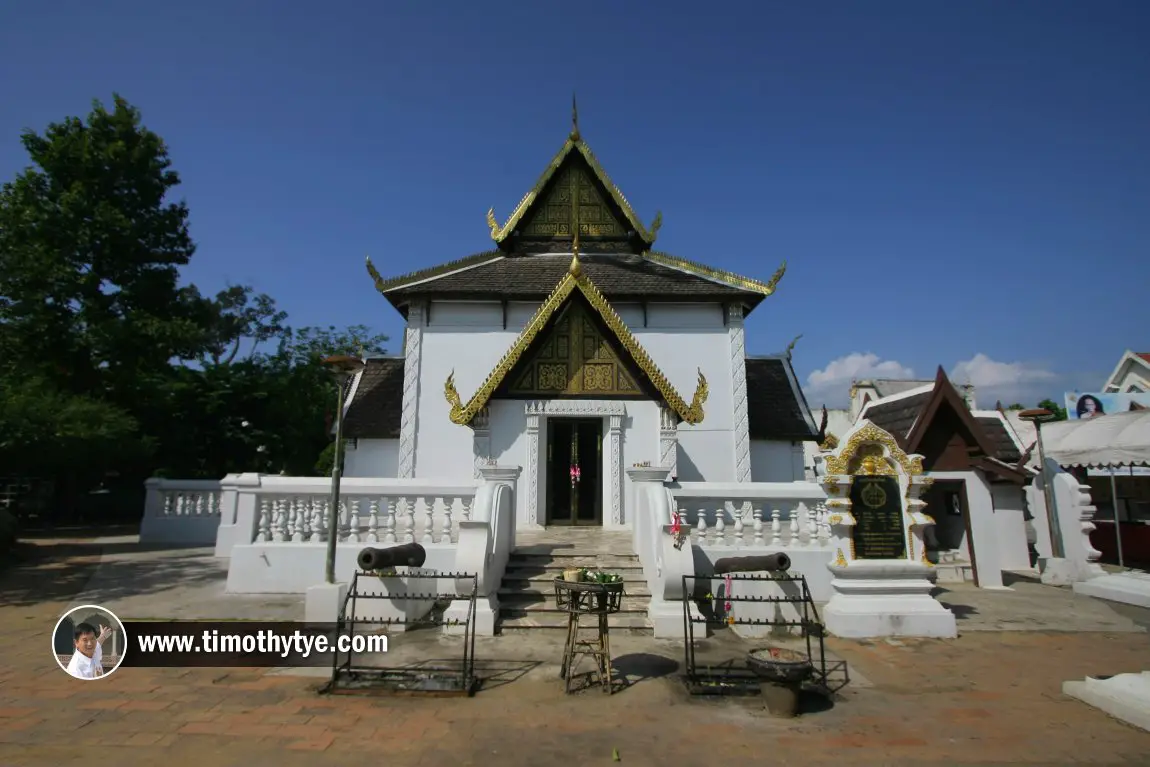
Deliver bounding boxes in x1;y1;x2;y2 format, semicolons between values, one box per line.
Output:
747;647;813;685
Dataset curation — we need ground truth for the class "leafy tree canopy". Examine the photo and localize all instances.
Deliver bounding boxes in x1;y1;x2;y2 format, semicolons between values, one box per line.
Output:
0;95;389;518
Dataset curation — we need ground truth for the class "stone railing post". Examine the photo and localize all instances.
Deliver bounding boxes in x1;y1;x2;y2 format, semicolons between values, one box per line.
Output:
138;478;166;542
214;473;263;558
477;464;521;542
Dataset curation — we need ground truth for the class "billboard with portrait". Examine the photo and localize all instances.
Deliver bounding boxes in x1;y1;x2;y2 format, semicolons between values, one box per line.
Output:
1064;391;1150;420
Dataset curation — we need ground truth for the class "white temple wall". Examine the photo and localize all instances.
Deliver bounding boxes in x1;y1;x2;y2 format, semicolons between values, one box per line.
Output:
991;484;1032;571
413;299;735;485
344;439;399;478
930;470;1006;589
749;440;806;482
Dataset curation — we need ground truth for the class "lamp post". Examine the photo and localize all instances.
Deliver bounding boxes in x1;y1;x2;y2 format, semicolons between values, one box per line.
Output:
1019;408;1064;559
321;354;365;584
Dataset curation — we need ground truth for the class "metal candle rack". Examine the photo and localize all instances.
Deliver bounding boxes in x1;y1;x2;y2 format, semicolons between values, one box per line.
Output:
680;571;848;697
322;569;480;697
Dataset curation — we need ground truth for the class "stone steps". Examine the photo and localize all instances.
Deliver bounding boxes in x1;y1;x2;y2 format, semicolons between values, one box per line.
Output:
496;539;652;634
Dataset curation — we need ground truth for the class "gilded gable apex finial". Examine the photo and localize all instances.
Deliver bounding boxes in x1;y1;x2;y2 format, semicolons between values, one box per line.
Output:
570;92;580;141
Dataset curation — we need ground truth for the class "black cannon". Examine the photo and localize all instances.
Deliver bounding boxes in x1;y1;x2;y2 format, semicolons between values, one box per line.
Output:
712;552;791;575
357;543;427;571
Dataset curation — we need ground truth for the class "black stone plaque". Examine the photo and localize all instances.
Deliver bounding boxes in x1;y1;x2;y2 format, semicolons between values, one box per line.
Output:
849;476;907;560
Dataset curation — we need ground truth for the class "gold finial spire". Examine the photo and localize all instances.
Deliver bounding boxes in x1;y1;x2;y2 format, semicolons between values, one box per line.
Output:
570;92;580;141
571;126;581;265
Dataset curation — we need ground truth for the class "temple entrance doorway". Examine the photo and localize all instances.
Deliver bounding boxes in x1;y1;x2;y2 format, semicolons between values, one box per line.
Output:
545;418;603;526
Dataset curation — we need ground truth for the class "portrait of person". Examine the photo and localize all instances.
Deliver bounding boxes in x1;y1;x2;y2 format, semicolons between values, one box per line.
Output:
65;622;114;679
53;605;125;680
1076;394;1105;419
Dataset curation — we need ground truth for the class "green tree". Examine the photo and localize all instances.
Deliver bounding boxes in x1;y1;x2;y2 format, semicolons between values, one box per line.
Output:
0;94;211;511
1037;398;1068;421
261;325;388;475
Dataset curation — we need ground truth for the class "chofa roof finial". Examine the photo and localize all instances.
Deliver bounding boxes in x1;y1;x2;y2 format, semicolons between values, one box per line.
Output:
570;92;580;141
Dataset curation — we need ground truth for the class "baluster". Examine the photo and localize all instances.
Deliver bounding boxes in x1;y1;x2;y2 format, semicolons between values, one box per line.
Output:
366;497;380;543
347;498;361;543
335;498;349;542
272;498;287;542
461;495;472;523
161;493;173;516
288;497;302;542
696;508;707;545
713;507;725;547
256;498;271;542
195;493;205;516
402;498;416;543
729;502;743;547
770;508;782;546
816;503;831;545
309;497;323;542
384;498;398;543
443;497;455;543
422;497;435;544
789;506;800;547
803;502;817;546
752;506;764;546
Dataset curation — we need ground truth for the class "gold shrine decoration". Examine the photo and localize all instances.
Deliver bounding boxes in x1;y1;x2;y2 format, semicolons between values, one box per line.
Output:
486;133;659;245
823;421;924;477
443;259;708;426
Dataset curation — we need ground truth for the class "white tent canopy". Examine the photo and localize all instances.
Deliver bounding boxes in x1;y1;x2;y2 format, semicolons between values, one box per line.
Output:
1041;410;1150;469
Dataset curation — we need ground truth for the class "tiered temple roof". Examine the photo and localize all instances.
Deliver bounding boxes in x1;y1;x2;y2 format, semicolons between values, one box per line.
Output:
367;103;785;319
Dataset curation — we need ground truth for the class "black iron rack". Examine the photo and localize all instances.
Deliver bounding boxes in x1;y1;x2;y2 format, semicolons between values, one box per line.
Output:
680;572;848;696
321;570;479;697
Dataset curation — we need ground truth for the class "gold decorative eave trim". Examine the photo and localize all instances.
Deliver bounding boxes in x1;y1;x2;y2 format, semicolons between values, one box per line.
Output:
487;137;658;245
644;251;786;296
443;261;708;426
365;251;504;295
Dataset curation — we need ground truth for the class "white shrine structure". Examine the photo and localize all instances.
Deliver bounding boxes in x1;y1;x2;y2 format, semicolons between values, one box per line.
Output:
139;110;1105;639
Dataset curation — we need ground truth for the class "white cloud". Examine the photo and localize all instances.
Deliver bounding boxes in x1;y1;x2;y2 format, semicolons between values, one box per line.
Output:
803;351;1060;409
805;353;915;407
949;354;1058;406
949;354;1056;389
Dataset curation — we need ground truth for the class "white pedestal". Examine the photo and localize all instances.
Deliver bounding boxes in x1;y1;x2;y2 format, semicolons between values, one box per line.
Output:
1063;671;1150;732
444;594;498;637
305;581;348;623
1073;572;1150;609
1039;557;1092;586
649;599;687;641
823;560;957;639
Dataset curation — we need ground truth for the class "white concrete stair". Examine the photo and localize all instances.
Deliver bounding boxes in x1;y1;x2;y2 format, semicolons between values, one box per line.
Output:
497;538;652;634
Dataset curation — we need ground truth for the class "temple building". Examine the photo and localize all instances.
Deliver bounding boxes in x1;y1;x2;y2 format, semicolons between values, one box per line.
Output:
338;106;819;531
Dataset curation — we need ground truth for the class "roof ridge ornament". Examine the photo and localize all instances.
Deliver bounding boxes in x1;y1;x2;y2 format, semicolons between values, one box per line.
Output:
570;92;580;142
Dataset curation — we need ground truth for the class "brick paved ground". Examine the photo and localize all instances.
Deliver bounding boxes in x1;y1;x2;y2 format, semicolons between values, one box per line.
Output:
2;538;1149;766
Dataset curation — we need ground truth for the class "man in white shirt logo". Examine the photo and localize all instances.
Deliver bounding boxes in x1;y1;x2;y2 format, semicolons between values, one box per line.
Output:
65;622;113;679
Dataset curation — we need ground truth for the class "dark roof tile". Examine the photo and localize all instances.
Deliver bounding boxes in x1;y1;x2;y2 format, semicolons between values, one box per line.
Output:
977;416;1021;464
382;253;764;307
343;358;404;439
863;392;931;442
746;357;818;441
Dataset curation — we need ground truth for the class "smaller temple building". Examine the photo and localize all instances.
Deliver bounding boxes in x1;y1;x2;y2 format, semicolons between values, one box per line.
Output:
810;368;1036;588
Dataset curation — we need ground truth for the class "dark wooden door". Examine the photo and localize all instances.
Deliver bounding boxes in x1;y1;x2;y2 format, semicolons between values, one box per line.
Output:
545;418;602;525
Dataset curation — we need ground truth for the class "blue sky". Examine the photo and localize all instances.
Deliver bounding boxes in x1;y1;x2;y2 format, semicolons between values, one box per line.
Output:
2;1;1146;409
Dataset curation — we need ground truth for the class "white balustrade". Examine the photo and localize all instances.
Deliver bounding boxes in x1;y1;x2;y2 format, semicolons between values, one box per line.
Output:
143;475;480;548
669;481;830;551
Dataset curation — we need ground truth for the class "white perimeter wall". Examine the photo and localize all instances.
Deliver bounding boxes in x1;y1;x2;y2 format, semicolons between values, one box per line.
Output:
344;439;399;478
413;299;737;485
991;484;1033;571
